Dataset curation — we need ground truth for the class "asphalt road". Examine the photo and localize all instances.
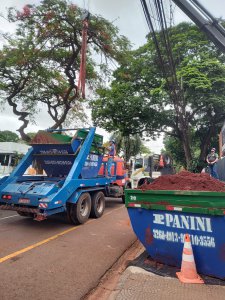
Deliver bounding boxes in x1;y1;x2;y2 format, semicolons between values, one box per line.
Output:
0;199;136;300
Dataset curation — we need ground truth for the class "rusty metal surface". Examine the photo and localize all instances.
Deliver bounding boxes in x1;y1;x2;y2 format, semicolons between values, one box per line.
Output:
0;204;39;214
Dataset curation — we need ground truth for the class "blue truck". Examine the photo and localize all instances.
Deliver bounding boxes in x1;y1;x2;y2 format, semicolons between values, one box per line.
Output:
0;127;129;224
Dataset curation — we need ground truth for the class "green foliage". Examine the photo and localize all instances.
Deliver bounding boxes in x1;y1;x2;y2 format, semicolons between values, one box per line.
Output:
140;144;152;155
26;132;37;141
163;129;220;173
92;82;166;137
0;0;130;140
163;135;188;169
0;131;19;142
109;131;146;162
92;22;225;169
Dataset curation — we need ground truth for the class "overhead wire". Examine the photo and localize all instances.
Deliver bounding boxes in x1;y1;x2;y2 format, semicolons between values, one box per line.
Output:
141;1;179;83
140;0;167;79
169;0;175;27
147;0;160;32
156;0;178;81
157;0;184;112
140;0;184;119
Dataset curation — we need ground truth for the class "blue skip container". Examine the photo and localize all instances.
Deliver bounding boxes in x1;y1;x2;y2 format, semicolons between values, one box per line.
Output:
126;189;225;279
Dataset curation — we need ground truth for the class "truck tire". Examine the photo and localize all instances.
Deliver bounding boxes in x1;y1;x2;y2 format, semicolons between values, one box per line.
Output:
66;203;73;224
137;177;154;188
69;192;91;225
90;191;105;218
17;211;34;218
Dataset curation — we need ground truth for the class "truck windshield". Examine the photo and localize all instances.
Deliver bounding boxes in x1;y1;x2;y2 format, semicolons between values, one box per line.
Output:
134;158;143;169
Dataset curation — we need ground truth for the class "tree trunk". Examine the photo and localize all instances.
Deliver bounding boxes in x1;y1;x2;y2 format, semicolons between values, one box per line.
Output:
181;136;192;169
177;123;192;169
7;96;31;142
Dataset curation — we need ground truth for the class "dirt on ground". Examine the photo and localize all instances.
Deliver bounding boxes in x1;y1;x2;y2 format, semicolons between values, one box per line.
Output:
140;171;225;192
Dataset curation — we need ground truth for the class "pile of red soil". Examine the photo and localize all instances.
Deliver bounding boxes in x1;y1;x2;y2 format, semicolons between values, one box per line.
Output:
140;171;225;192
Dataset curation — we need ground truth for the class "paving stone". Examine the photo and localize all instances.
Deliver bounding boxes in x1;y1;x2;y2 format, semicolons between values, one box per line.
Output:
112;266;225;300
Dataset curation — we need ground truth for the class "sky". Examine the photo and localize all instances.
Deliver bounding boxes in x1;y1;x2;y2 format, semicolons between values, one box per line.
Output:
0;0;225;152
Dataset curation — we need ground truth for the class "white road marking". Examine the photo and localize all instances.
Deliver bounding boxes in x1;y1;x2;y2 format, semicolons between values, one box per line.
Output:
0;215;19;221
0;206;125;264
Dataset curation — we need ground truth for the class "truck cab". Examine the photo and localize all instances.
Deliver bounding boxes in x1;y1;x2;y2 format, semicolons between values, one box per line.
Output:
129;154;174;189
99;155;130;202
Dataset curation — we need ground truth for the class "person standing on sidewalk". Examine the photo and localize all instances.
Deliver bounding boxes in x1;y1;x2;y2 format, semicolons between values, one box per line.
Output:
106;140;116;177
206;148;219;179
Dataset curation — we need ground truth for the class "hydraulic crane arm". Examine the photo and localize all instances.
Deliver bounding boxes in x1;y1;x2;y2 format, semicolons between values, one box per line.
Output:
172;0;225;53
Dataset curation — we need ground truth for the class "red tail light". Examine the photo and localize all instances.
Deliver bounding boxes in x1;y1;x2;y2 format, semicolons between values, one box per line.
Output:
2;195;12;200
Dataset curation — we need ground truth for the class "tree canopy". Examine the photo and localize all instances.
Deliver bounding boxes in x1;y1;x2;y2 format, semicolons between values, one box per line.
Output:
0;0;130;141
108;131;149;162
0;130;19;142
92;22;225;170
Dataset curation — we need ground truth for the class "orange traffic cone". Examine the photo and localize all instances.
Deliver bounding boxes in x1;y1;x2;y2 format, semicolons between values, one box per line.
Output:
176;234;204;284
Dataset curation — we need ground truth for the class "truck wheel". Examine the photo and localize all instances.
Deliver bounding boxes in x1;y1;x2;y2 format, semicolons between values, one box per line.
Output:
17;211;34;218
66;203;73;224
69;193;91;225
137;177;154;188
90;191;105;218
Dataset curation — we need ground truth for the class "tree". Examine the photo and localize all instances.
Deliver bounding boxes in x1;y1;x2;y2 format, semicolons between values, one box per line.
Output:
0;130;19;142
0;39;41;141
164;128;220;172
163;135;186;170
140;143;152;155
109;132;146;162
92;22;225;169
23;132;37;143
0;0;130;141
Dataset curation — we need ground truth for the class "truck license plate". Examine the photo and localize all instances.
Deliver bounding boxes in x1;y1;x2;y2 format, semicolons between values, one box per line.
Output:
18;198;30;204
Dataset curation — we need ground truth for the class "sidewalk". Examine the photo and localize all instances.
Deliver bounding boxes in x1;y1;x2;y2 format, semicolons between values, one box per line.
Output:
109;251;225;300
110;266;225;300
86;242;225;300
